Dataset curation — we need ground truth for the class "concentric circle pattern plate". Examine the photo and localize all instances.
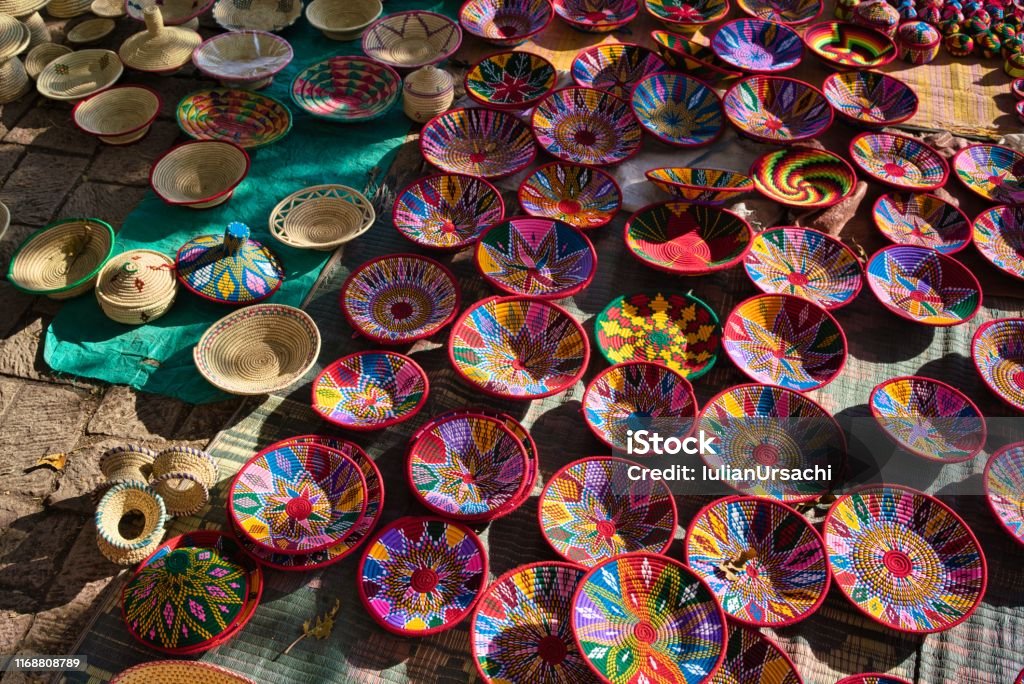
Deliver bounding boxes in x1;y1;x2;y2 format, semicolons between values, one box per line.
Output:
624;201;753;275
177;88;291;149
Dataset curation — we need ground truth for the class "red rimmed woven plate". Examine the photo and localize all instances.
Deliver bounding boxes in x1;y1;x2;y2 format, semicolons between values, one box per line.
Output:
822;69;917;128
865;245;981;327
849;131;949;191
290;56;400;123
459;0;553;47
972;204;1024;280
738;0;821;24
645;167;753;205
873;192;971;254
518;162;622;229
835;675;912;684
711;18;805;73
392;173;505;250
630;71;725;148
570;42;671;99
464;50;557;110
715;626;803;683
803;21;897;70
952;143;1024;204
421;107;536;179
311;351;429;430
750;147;856;209
723;75;833;144
553;0;638;31
984;442;1024;546
972;317;1024;412
532;87;643;167
650;29;743;82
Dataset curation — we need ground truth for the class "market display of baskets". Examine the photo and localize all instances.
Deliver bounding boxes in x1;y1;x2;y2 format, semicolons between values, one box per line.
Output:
553;0;638;31
865;245;981;326
7;218;115;299
630;71;724;147
822;69;918;127
72;85;161;146
952;143;1024;204
645;167;753;204
873;192;972;254
464;50;556;110
421;107;536;178
750;147;857;208
361;10;462;70
191;30;294;89
392;173;504;249
312;351;429;430
269;184;375;250
570;42;670;99
972;317;1024;412
723;75;833;143
973;204;1024;280
532;87;642;166
518;162;621;229
803;21;897;69
290;56;401;122
459;0;553;46
849;131;949;191
624;201;753;275
177;88;292;148
151;141;250;209
711;18;805;73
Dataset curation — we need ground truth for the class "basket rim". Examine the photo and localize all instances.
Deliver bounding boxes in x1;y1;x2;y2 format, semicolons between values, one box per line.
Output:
305;0;382;33
289;54;401;122
458;0;554;44
644;165;754;193
421;106;538;178
711;16;805;74
191;29;294;81
723;74;834;144
629;70;725;149
644;0;730;27
6;217;115;295
553;0;639;30
311;350;430;430
110;660;256;684
71;84;162;137
849;130;950;191
871;191;970;254
983;441;1024;548
463;49;557;111
36;48;124;101
530;86;643;168
150;139;251;206
749;147;857;209
571;42;670;95
834;676;913;684
517;161;622;228
821;69;918;127
175;87;293;149
971;316;1024;413
392;172;506;250
736;0;823;25
650;28;742;80
361;9;463;68
802;20;898;69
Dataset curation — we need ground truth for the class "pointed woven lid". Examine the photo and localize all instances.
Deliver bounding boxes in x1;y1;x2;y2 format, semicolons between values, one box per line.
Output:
0;15;30;62
175;222;284;305
96;249;177;307
119;6;201;72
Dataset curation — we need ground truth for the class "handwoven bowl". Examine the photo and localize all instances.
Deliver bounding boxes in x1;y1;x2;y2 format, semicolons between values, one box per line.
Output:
7;218;114;299
91;0;126;16
835;677;912;684
630;71;724;148
582;361;697;451
191;30;293;89
744;226;863;309
448;296;589;399
572;553;727;682
340;253;460;344
475;217;597;299
849;131;949;191
650;30;742;82
540;458;677;566
865;245;981;326
750;148;856;209
312;351;429;430
822;70;917;127
127;0;212;24
723;293;847;390
973;204;1024;280
803;21;898;69
712;18;805;73
111;661;256;684
150;140;250;208
72;85;160;145
873;192;971;254
25;43;73;80
972;317;1024;412
95;249;178;325
1014;79;1024;100
305;0;382;41
464;50;556;110
212;0;301;32
359;516;487;636
269;184;375;250
67;17;115;44
952;143;1024;203
362;10;462;70
686;496;830;626
624;201;753;275
717;627;803;684
518;162;621;229
532;87;643;166
699;383;845;500
96;481;166;565
738;0;821;24
459;0;553;46
177;88;291;149
421;107;536;178
291;56;400;122
570;43;671;99
595;291;721;379
984;442;1024;546
392;173;505;249
645;0;730;31
645;167;753;204
824;485;987;633
553;0;638;31
36;49;123;102
723;75;833;144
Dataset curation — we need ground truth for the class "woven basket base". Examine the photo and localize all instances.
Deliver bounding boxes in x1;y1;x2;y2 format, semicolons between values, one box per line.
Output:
219;75;273;90
20;12;49;48
97;124;153;146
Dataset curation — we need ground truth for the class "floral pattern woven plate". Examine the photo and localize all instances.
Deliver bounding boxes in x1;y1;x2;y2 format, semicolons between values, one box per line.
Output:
553;0;639;31
392;173;505;250
972;317;1024;412
873;192;971;254
984;442;1024;546
803;21;897;69
630;71;724;147
570;43;671;99
290;57;400;123
713;626;802;684
822;70;917;128
177;88;291;149
952;143;1024;204
459;0;553;47
711;18;805;73
532;87;643;166
464;50;557;110
972;204;1024;280
723;75;833;143
518;163;622;229
849;132;949;191
737;0;821;24
311;351;429;430
421;107;536;178
624;201;753;275
645;167;753;204
750;148;856;208
865;245;981;326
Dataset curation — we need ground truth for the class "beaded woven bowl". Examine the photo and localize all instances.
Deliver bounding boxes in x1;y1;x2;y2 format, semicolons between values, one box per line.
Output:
449;296;589;399
645;167;753;204
712;18;805;73
953;143;1024;203
723;75;833;143
973;204;1024;280
723;293;847;390
359;516;487;636
532;87;643;166
750;148;856;209
572;553;728;682
459;0;553;47
290;56;400;123
873;192;972;254
540;457;677;566
716;626;803;684
421;107;536;178
392;173;505;250
464;50;557;110
650;30;742;81
624;201;753;275
361;10;462;70
570;43;671;99
175;222;281;304
984;442;1024;546
645;0;730;31
553;0;638;31
865;245;981;326
744;226;863;309
850;132;949;191
312;351;429;429
822;70;917;127
738;0;821;24
972;317;1024;412
176;88;291;149
630;71;724;148
518;163;622;229
803;21;898;69
475;217;597;299
595;291;721;379
824;485;987;633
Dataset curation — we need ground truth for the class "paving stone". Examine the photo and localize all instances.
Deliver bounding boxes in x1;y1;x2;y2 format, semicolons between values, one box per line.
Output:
0;378;20;420
0;95;38;139
123;74;205;120
87;385;188;441
174;397;244;443
0;152;89;227
0;591;38;654
0;282;34;337
0;495;43;533
0;144;24;183
58;182;147;231
0;509;84;594
87;121;183;186
45;436;156;515
3;109;98;156
0;315;50;382
0;224;35;276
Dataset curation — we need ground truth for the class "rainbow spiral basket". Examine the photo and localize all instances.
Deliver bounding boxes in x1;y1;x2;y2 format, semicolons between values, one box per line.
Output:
749;148;856;209
392;173;505;250
570;43;671;99
984;442;1024;546
972;317;1024;412
738;0;821;24
865;245;981;326
873;192;972;254
553;0;638;31
824;485;987;633
459;0;553;47
645;167;753;204
311;351;429;430
744;226;864;309
539;457;677;568
571;553;728;683
176;88;291;149
716;626;803;684
290;56;400;123
723;75;833;143
645;0;730;32
952;143;1024;203
822;70;917;128
532;87;643;166
650;30;742;81
464;50;557;110
518;162;622;229
711;18;805;73
685;496;830;626
836;676;912;684
973;204;1024;280
630;71;724;148
475;217;597;299
595;291;721;379
849;131;949;191
803;21;898;69
421;107;536;178
624;201;753;275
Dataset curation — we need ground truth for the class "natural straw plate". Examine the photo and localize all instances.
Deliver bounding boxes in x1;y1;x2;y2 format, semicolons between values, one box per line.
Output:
94;249;178;324
36;49;124;101
150;140;250;209
7;218;115;299
91;0;126;17
67;17;116;44
191;30;294;89
0;58;30;104
72;85;161;145
213;0;302;32
269;184;375;249
119;7;202;74
24;43;72;80
111;661;256;684
361;10;462;70
20;10;50;46
306;0;383;40
95;481;167;565
47;0;93;18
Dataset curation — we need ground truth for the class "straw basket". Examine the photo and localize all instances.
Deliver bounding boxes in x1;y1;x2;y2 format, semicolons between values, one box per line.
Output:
306;0;382;40
150;141;250;208
361;10;462;70
36;49;124;101
100;444;158;484
0;12;29;58
0;201;9;241
268;184;374;249
73;85;161;145
191;30;293;89
47;0;92;17
7;218;115;298
0;58;30;104
95;249;178;323
91;0;126;17
95;481;167;565
25;42;71;79
67;17;116;44
19;11;48;47
403;64;453;123
213;0;302;32
119;7;201;74
153;446;218;487
111;661;257;684
151;472;209;517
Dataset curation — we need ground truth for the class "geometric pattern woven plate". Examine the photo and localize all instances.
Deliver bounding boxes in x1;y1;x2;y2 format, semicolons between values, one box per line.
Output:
624;201;753;275
749;148;856;208
532;87;643;166
311;351;429;430
290;56;400;123
630;71;724;148
803;21;897;70
645;0;730;31
865;245;981;326
268;184;375;250
421;107;536;178
723;75;833;143
714;626;803;684
176;88;291;149
459;0;553;47
972;317;1024;413
972;204;1024;280
518;162;622;229
737;0;821;24
711;18;804;73
984;442;1024;547
392;173;505;250
553;0;639;32
464;50;557;110
821;70;917;128
645;167;753;205
952;143;1024;204
570;43;671;99
650;29;742;82
872;192;972;255
175;222;283;305
849;132;949;191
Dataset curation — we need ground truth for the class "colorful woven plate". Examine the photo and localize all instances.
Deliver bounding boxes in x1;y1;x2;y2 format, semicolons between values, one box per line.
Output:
952;144;1024;204
312;351;429;430
421;107;536;178
870;376;986;463
645;0;730;30
650;30;742;82
713;626;803;684
449;296;589;399
723;293;847;391
595;291;721;379
686;496;830;626
392;173;505;250
540;457;677;567
849;132;949;191
340;254;460;344
582;361;697;451
744;226;863;309
518;162;622;229
553;0;638;31
723;75;833;143
624;201;753;275
111;661;256;684
570;43;671;99
359;516;487;636
750;148;856;209
464;50;557;110
974;205;1024;282
737;0;821;24
984;442;1024;546
712;18;805;73
873;192;971;254
571;553;728;683
176;88;291;149
630;71;724;148
645;167;753;205
459;0;553;47
803;21;897;69
175;222;282;305
835;676;912;684
532;87;643;166
972;317;1024;412
865;245;981;326
822;70;917;128
290;56;400;123
824;485;987;633
475;216;597;299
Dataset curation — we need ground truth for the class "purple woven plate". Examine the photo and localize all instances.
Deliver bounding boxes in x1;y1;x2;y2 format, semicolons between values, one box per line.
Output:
973;204;1024;280
553;0;639;31
570;43;671;99
712;18;805;73
865;245;981;326
421;107;536;179
459;0;553;47
822;70;917;128
532;87;643;166
873;192;971;254
850;131;949;191
723;75;833;144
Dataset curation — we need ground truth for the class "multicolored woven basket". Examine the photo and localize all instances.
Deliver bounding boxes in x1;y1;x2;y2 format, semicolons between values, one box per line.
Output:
392;173;505;249
518;163;621;229
723;75;833;143
464;50;557;110
645;167;753;204
421;107;536;178
176;88;291;149
175;222;282;305
570;42;671;99
630;71;724;147
624;201;753;275
873;192;972;254
984;442;1024;546
749;147;856;208
953;143;1024;204
821;69;917;127
290;56;400;123
849;131;949;191
865;245;981;326
972;317;1024;412
711;18;805;73
645;0;730;31
713;626;803;684
973;204;1024;280
737;0;821;24
532;87;643;166
803;20;898;69
553;0;638;31
312;351;429;430
650;29;742;81
459;0;553;47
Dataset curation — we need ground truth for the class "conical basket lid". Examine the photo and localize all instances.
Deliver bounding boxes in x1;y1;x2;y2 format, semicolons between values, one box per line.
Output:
119;7;201;72
96;249;177;305
175;222;284;304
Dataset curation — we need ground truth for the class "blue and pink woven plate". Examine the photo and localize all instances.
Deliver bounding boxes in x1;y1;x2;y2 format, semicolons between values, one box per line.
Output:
518;162;622;229
712;18;805;73
570;43;671;99
312;351;429;430
532;87;643;166
865;245;981;326
972;204;1024;280
952;143;1024;204
421;107;536;178
630;71;724;148
392;173;505;250
872;192;971;254
972;317;1024;413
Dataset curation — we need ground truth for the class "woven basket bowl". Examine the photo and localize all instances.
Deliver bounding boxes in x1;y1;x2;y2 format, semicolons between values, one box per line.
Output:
532;87;642;167
306;0;382;40
712;17;805;73
95;481;167;565
865;244;981;326
19;11;48;47
392;173;505;249
973;318;1024;413
95;249;178;324
112;661;256;684
518;162;621;229
803;21;898;69
119;7;202;74
67;17;116;44
985;442;1024;546
421;107;536;178
0;58;29;105
645;167;753;204
194;304;321;395
150;140;250;208
403;64;454;123
36;49;123;102
717;626;803;684
47;0;92;17
723;75;833;143
362;10;462;70
850;131;949;191
952;143;1024;203
100;444;158;484
177;88;292;149
631;71;724;148
213;0;301;32
553;0;638;31
571;42;671;99
973;204;1024;280
822;70;917;127
153;445;218;487
645;0;730;31
72;85;161;145
7;218;114;299
91;0;126;18
269;184;374;249
873;192;971;254
624;201;753;275
650;29;742;81
290;56;400;122
750;147;857;209
152;471;209;517
126;0;214;24
738;0;821;24
464;50;556;111
24;43;72;80
0;13;28;62
191;30;293;89
459;0;553;47
312;351;429;429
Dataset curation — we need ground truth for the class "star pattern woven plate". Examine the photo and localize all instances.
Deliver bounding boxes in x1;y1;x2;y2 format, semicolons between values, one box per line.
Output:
290;57;400;123
570;43;671;99
723;75;833;143
650;29;742;81
873;192;971;254
646;0;730;30
532;87;643;166
459;0;553;47
392;173;505;250
645;167;753;204
750;148;856;209
711;18;805;73
850;132;949;191
984;442;1024;546
464;50;557;110
972;204;1024;280
972;317;1024;412
518;163;622;229
630;72;724;148
421;107;536;178
865;245;981;326
177;88;291;149
737;0;821;24
312;351;429;429
822;70;917;128
624;201;753;275
952;143;1024;203
712;626;802;684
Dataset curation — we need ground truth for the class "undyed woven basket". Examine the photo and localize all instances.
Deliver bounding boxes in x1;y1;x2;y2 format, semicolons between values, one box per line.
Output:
95;249;178;324
20;11;49;48
91;0;126;17
191;30;293;89
73;85;161;145
306;0;382;40
100;444;158;484
36;48;124;101
361;10;462;69
67;17;116;44
152;472;209;517
111;661;256;684
95;481;167;565
119;7;201;73
150;140;250;208
7;218;115;299
403;64;453;123
213;0;302;32
0;13;29;62
0;58;30;104
47;0;93;18
0;201;8;241
153;446;218;487
268;184;374;249
25;43;72;80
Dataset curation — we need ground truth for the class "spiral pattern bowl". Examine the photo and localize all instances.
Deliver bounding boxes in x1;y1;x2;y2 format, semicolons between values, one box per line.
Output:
532;87;642;166
750;148;856;209
570;43;670;99
392;173;505;250
873;192;971;254
421;107;536;178
850;132;949;191
803;21;897;69
312;351;429;430
630;71;724;147
972;317;1024;412
973;204;1024;280
361;10;462;70
865;245;981;326
459;0;553;47
645;167;753;204
464;50;556;110
518;163;621;229
723;75;833;143
952;143;1024;204
624;201;753;275
822;70;917;127
711;18;805;73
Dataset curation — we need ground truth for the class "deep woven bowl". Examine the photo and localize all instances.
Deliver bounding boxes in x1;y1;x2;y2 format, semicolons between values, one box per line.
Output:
850;132;949;191
624;201;753;275
723;75;832;144
650;30;742;82
952;143;1024;204
7;218;114;299
822;70;917;127
177;88;291;149
984;442;1024;546
150;140;250;208
645;167;753;204
305;0;382;40
127;0;212;23
464;50;557;110
595;291;721;379
630;71;724;148
723;293;847;390
359;516;487;636
213;0;301;32
340;254;460;344
750;148;856;209
803;21;898;69
972;317;1024;412
738;0;821;24
744;226;863;309
865;245;981;326
518;162;621;229
570;43;671;99
572;553;727;682
111;661;255;684
540;457;677;566
553;0;638;31
392;173;505;249
645;0;729;30
686;496;830;626
716;627;803;684
459;0;553;46
290;56;400;123
449;296;589;399
361;10;462;70
72;85;161;145
582;361;697;451
532;87;642;166
824;485;987;633
712;18;805;73
421;107;536;178
973;204;1024;280
873;192;972;254
191;31;293;89
312;351;428;430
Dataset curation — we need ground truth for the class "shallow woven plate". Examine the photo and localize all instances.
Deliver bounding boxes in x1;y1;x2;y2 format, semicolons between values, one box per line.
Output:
192;30;293;87
570;43;671;99
532;87;643;166
269;184;374;250
312;351;428;430
850;132;949;191
553;0;638;31
36;49;123;102
421;107;536;178
213;0;301;32
985;442;1024;546
645;0;729;30
750;148;856;208
822;70;916;127
972;317;1024;412
630;71;724;147
865;245;981;326
459;0;553;46
973;204;1024;280
151;141;250;208
392;173;505;249
464;50;556;110
624;201;753;275
873;192;971;254
112;661;256;684
712;18;804;73
645;167;753;204
362;10;462;69
723;75;832;143
716;627;802;684
803;21;897;69
953;144;1024;203
177;88;291;149
291;56;400;122
518;163;621;229
650;29;742;81
835;676;912;684
738;0;821;24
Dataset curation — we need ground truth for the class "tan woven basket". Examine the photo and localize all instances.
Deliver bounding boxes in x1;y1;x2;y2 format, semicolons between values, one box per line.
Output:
0;0;47;16
119;7;201;73
361;10;462;70
153;445;217;487
91;0;126;17
268;184;375;249
73;85;161;145
151;471;209;517
95;481;167;565
17;11;47;49
7;218;115;298
0;57;30;104
100;444;158;484
150;140;250;209
95;249;178;323
191;30;293;89
36;48;123;101
0;201;9;241
111;661;256;684
47;0;93;18
0;14;30;61
67;17;116;44
305;0;382;40
25;42;72;79
403;64;453;123
213;0;302;32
